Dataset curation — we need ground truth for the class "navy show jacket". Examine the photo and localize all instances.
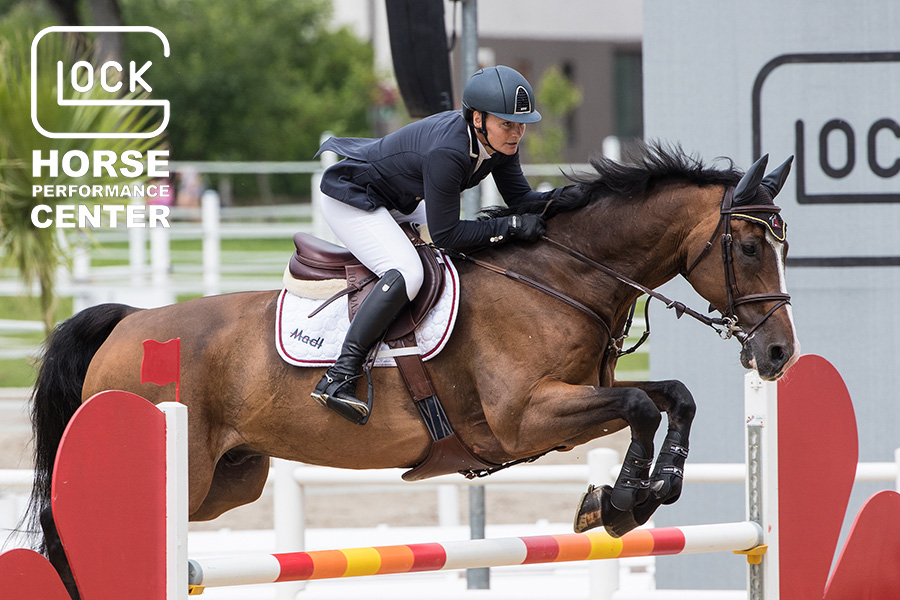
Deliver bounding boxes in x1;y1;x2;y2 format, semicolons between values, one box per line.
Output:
316;110;553;252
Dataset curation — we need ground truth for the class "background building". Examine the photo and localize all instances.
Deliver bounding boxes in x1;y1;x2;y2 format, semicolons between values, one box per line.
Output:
331;0;643;162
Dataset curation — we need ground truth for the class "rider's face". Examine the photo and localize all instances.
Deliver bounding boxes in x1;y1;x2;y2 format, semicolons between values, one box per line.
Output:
474;112;526;156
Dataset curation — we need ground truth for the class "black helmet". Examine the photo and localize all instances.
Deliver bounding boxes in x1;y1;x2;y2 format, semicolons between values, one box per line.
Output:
462;65;541;124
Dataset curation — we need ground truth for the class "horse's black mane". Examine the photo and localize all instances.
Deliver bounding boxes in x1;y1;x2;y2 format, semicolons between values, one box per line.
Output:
481;141;743;219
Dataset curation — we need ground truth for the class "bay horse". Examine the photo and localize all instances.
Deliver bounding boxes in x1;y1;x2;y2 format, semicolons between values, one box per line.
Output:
26;144;799;551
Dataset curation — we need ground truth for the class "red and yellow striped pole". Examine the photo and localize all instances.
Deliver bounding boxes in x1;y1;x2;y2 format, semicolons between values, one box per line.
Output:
188;521;763;591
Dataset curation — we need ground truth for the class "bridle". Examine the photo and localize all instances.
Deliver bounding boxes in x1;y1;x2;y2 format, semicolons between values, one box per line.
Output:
682;186;792;344
439;184;791;358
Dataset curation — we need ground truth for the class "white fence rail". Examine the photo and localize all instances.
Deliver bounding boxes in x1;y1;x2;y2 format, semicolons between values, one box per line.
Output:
0;152;600;361
4;447;900;599
4;449;900;529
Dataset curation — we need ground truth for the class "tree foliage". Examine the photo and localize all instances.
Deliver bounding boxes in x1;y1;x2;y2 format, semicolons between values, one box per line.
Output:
524;65;583;166
119;0;378;163
0;26;166;332
0;0;380;330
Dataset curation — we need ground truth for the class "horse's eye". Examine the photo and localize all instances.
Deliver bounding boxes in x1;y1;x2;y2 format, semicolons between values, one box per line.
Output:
741;243;758;256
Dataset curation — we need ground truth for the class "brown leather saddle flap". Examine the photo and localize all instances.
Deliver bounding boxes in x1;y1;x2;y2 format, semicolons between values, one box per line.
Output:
287;225;444;341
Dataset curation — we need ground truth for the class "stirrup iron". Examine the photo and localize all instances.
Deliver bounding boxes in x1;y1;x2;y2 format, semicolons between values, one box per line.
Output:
311;373;372;425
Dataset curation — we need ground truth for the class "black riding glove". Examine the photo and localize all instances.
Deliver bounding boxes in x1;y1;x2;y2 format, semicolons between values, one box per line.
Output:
551;184;576;200
550;184;583;206
507;214;546;242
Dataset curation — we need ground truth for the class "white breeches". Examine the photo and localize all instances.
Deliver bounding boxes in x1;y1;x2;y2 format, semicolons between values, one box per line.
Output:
319;195;427;301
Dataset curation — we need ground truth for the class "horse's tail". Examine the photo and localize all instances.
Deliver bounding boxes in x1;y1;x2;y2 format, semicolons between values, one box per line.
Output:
24;303;139;548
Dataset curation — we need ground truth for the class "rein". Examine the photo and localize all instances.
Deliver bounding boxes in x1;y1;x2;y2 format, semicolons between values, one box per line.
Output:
442;184;792;359
539;235;736;338
437;248;614;338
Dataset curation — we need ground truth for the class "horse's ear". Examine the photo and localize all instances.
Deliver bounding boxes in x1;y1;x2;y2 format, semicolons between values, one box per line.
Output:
760;156;794;198
733;154;768;204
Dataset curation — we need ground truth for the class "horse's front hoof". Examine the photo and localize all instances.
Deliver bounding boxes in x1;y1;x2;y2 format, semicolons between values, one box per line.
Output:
573;484;644;538
574;484;604;533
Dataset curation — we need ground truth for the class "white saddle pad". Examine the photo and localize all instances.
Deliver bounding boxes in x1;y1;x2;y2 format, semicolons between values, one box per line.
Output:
275;254;460;367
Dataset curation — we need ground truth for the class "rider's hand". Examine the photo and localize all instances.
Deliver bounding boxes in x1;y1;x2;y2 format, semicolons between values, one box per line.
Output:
507;214;546;242
552;184;580;203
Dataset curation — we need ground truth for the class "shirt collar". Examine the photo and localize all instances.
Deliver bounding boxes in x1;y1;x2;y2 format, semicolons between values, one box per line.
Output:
466;122;479;159
474;137;492;172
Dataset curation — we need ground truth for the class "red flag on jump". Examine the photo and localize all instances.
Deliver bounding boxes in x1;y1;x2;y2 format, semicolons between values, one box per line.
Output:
141;338;181;402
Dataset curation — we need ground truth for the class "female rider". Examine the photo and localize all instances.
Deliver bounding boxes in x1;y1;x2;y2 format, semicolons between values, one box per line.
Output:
311;65;573;425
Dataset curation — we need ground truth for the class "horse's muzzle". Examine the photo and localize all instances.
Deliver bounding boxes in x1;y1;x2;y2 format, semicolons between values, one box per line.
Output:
740;334;798;381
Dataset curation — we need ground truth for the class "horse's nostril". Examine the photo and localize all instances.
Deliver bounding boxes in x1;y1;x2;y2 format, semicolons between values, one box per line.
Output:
770;344;786;363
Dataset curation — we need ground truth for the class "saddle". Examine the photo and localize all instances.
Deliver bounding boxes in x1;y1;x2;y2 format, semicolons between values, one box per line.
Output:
284;225;498;481
286;224;442;340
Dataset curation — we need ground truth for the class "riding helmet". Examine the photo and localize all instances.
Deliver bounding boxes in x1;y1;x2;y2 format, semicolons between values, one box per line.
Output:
462;65;542;124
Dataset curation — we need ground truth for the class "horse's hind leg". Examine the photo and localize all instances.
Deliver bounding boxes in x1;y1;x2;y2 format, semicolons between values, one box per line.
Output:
40;507;80;599
189;448;270;521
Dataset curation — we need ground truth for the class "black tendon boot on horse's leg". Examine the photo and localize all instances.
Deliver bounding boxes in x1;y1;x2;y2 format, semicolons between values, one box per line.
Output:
574;440;653;537
617;435;689;535
650;430;689;504
311;269;409;425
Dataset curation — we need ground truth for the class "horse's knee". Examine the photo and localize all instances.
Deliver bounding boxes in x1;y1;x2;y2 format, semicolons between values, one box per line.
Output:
666;380;696;419
622;388;661;432
651;380;696;424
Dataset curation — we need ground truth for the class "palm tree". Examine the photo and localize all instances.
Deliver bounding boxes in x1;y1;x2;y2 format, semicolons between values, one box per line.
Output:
0;29;166;334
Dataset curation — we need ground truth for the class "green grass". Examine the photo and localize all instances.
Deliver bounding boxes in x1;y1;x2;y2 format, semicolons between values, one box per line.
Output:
0;236;291;387
0;358;38;387
0;295;73;324
0;296;74;388
615;350;649;376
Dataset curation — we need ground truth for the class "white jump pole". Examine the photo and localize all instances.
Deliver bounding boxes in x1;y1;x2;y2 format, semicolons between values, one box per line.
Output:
188;521;763;590
273;458;306;600
129;201;147;288
744;371;778;600
588;448;620;600
159;401;189;600
150;224;170;289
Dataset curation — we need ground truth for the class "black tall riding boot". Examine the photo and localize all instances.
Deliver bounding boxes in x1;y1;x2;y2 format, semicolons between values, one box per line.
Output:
311;269;409;425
